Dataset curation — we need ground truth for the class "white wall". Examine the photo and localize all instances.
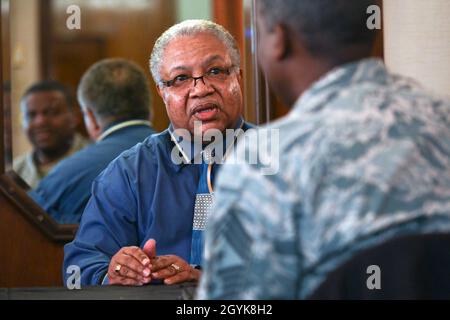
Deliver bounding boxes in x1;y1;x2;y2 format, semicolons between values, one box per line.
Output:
176;0;211;22
384;0;450;97
10;0;40;158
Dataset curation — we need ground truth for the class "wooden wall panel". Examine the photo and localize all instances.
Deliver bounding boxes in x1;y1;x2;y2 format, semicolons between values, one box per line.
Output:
45;0;176;133
213;0;244;66
0;191;65;287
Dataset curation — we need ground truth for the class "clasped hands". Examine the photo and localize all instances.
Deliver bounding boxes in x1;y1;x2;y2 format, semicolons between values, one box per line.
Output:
107;239;201;286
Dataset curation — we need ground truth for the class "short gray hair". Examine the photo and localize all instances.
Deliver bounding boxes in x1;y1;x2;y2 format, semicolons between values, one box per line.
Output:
78;58;151;121
149;19;240;84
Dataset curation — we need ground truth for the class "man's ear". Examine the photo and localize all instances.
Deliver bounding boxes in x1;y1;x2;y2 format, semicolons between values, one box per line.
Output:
272;24;291;61
237;68;243;86
83;107;101;140
87;108;98;127
156;84;164;101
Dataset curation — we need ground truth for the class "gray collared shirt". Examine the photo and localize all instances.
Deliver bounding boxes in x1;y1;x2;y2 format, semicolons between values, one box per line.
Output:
13;133;91;189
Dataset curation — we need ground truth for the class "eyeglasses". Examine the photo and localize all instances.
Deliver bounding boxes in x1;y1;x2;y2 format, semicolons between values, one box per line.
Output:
160;66;237;92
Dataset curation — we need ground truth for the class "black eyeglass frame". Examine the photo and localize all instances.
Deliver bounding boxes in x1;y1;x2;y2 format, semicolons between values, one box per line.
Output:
159;65;238;89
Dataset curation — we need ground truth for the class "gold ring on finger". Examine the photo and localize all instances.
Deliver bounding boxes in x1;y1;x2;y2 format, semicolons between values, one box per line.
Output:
170;263;182;273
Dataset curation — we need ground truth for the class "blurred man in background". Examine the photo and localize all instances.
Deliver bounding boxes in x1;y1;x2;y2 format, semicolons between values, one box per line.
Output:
30;58;155;224
13;80;90;188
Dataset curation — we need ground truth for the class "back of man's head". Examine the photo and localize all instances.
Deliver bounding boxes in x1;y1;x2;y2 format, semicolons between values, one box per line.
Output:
78;58;151;123
259;0;379;64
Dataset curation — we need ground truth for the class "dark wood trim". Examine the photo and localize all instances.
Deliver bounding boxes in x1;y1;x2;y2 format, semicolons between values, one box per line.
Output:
0;0;5;174
0;173;77;242
213;0;244;57
371;0;384;59
39;0;52;79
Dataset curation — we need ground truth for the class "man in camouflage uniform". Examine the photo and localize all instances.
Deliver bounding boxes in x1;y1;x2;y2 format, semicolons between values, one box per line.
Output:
198;0;450;299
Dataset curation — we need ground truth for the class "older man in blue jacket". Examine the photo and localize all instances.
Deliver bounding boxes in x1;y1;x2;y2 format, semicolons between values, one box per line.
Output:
63;20;252;287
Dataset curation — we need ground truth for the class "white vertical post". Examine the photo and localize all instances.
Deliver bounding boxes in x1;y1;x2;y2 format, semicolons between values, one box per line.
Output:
384;0;450;97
